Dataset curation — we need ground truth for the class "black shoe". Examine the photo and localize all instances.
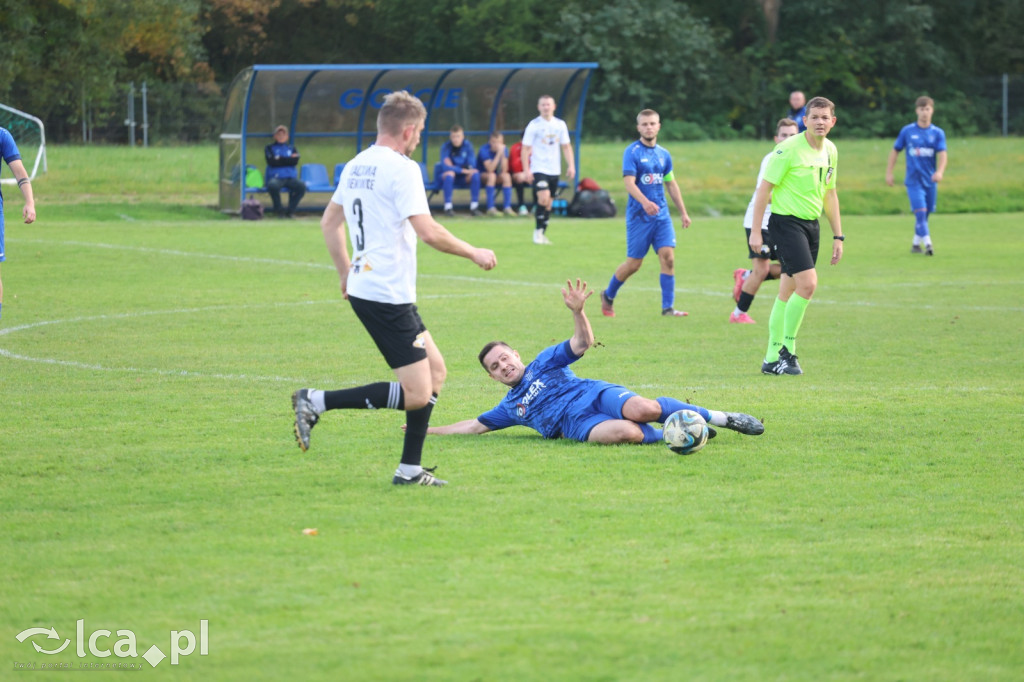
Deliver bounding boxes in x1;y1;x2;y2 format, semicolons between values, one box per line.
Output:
911;244;924;254
761;352;790;374
292;389;320;451
925;245;934;256
778;346;803;375
723;412;764;435
392;466;447;486
443;208;455;217
470;207;483;217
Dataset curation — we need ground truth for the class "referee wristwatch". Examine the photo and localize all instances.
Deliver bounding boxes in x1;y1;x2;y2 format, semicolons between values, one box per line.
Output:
833;235;845;241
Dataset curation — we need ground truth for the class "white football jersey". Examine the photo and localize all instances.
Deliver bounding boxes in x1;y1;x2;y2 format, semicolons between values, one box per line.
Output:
331;145;431;304
522;115;570;175
742;151;774;231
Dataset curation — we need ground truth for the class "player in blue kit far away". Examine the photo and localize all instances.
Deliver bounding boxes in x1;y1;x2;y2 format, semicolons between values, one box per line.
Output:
885;96;947;256
421;279;764;445
600;109;692;318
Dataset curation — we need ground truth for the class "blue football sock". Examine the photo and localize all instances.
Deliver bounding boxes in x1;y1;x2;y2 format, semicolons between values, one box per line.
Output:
640;423;662;444
443;174;455;204
660;273;674;310
656;397;710;423
606;274;624;300
914;210;930;238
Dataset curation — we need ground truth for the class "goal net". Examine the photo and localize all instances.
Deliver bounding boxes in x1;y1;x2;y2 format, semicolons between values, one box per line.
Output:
0;103;47;184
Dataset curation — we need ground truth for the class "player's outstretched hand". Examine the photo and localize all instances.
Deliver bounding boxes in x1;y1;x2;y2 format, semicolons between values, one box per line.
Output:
562;278;592;313
472;248;497;270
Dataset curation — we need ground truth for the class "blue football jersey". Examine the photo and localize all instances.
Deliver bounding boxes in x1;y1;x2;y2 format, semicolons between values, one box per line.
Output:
893;123;947;188
0;127;22;208
478;340;607;439
622;140;673;223
440;140;477;171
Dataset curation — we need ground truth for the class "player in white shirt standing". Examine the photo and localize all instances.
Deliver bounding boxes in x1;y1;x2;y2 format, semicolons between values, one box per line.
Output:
291;91;497;487
730;117;799;324
521;95;575;245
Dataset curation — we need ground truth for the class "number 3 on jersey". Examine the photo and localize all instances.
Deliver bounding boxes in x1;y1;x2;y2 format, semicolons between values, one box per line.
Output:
352;198;365;251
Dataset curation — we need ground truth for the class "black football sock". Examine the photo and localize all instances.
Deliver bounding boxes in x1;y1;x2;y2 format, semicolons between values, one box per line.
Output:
737;291;755;314
401;394;437;466
324;382;403;411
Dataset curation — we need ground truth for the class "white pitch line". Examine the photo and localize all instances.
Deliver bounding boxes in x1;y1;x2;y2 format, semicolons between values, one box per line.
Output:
0;296;481;382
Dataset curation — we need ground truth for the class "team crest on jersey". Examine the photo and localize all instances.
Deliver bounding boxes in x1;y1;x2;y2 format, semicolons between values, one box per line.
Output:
412;333;426;349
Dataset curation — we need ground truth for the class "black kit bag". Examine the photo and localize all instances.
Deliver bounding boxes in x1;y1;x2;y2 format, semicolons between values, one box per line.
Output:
241;198;264;221
569;189;617;218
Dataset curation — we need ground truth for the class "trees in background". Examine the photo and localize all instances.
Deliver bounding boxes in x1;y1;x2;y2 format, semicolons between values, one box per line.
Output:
0;0;1021;142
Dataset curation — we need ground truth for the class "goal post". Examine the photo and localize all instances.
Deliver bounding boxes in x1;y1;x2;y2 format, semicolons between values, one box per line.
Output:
0;102;47;184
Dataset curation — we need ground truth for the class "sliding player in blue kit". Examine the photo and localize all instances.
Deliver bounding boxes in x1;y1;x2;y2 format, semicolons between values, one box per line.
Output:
422;279;763;446
600;109;692;319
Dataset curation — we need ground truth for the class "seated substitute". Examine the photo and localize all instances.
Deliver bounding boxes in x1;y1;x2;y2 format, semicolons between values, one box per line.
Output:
508;138;530;216
264;125;306;218
422;279;764;445
439;125;482;217
477;131;516;216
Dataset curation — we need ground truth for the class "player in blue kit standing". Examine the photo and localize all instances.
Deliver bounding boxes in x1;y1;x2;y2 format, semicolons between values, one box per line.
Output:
885;96;947;255
420;279;763;445
0;126;37;324
600;109;692;318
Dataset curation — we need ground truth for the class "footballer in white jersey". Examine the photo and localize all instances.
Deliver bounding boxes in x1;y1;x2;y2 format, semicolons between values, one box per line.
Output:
522;115;570;175
293;90;496;488
331;145;430;305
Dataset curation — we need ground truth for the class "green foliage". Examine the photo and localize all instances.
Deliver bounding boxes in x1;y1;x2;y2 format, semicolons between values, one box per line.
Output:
555;0;725;137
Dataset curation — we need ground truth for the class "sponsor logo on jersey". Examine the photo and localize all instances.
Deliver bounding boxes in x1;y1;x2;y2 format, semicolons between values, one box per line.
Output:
640;173;664;185
515;379;546;418
910;146;936;157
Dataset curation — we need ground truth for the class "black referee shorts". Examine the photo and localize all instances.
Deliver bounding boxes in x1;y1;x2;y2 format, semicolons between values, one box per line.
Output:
348;295;429;370
767;213;819;276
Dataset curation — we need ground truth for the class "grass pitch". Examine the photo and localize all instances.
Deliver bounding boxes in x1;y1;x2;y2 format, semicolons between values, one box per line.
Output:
2;200;1024;675
1;145;1023;680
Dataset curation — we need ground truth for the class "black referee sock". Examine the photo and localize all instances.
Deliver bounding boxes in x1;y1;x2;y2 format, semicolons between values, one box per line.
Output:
401;394;437;466
324;382;403;411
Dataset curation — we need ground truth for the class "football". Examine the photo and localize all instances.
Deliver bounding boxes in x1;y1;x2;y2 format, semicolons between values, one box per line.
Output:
663;409;709;455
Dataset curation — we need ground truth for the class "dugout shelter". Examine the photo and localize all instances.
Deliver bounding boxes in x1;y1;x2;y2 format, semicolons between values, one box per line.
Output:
219;62;598;213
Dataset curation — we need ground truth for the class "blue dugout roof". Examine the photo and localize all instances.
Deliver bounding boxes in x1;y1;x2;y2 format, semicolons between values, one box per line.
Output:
219;62;599;212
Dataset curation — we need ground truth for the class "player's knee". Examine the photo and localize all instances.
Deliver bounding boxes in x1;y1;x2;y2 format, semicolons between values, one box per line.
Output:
403;389;431;410
622;397;660;423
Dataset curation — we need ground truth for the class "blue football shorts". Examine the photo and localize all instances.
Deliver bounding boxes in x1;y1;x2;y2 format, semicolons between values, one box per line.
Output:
626;213;675;259
906;183;937;214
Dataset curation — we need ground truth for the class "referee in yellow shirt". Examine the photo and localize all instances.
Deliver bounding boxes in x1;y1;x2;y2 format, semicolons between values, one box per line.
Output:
749;96;844;375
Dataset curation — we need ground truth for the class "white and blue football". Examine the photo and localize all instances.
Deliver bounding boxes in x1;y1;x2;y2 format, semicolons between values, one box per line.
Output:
663;409;709;455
